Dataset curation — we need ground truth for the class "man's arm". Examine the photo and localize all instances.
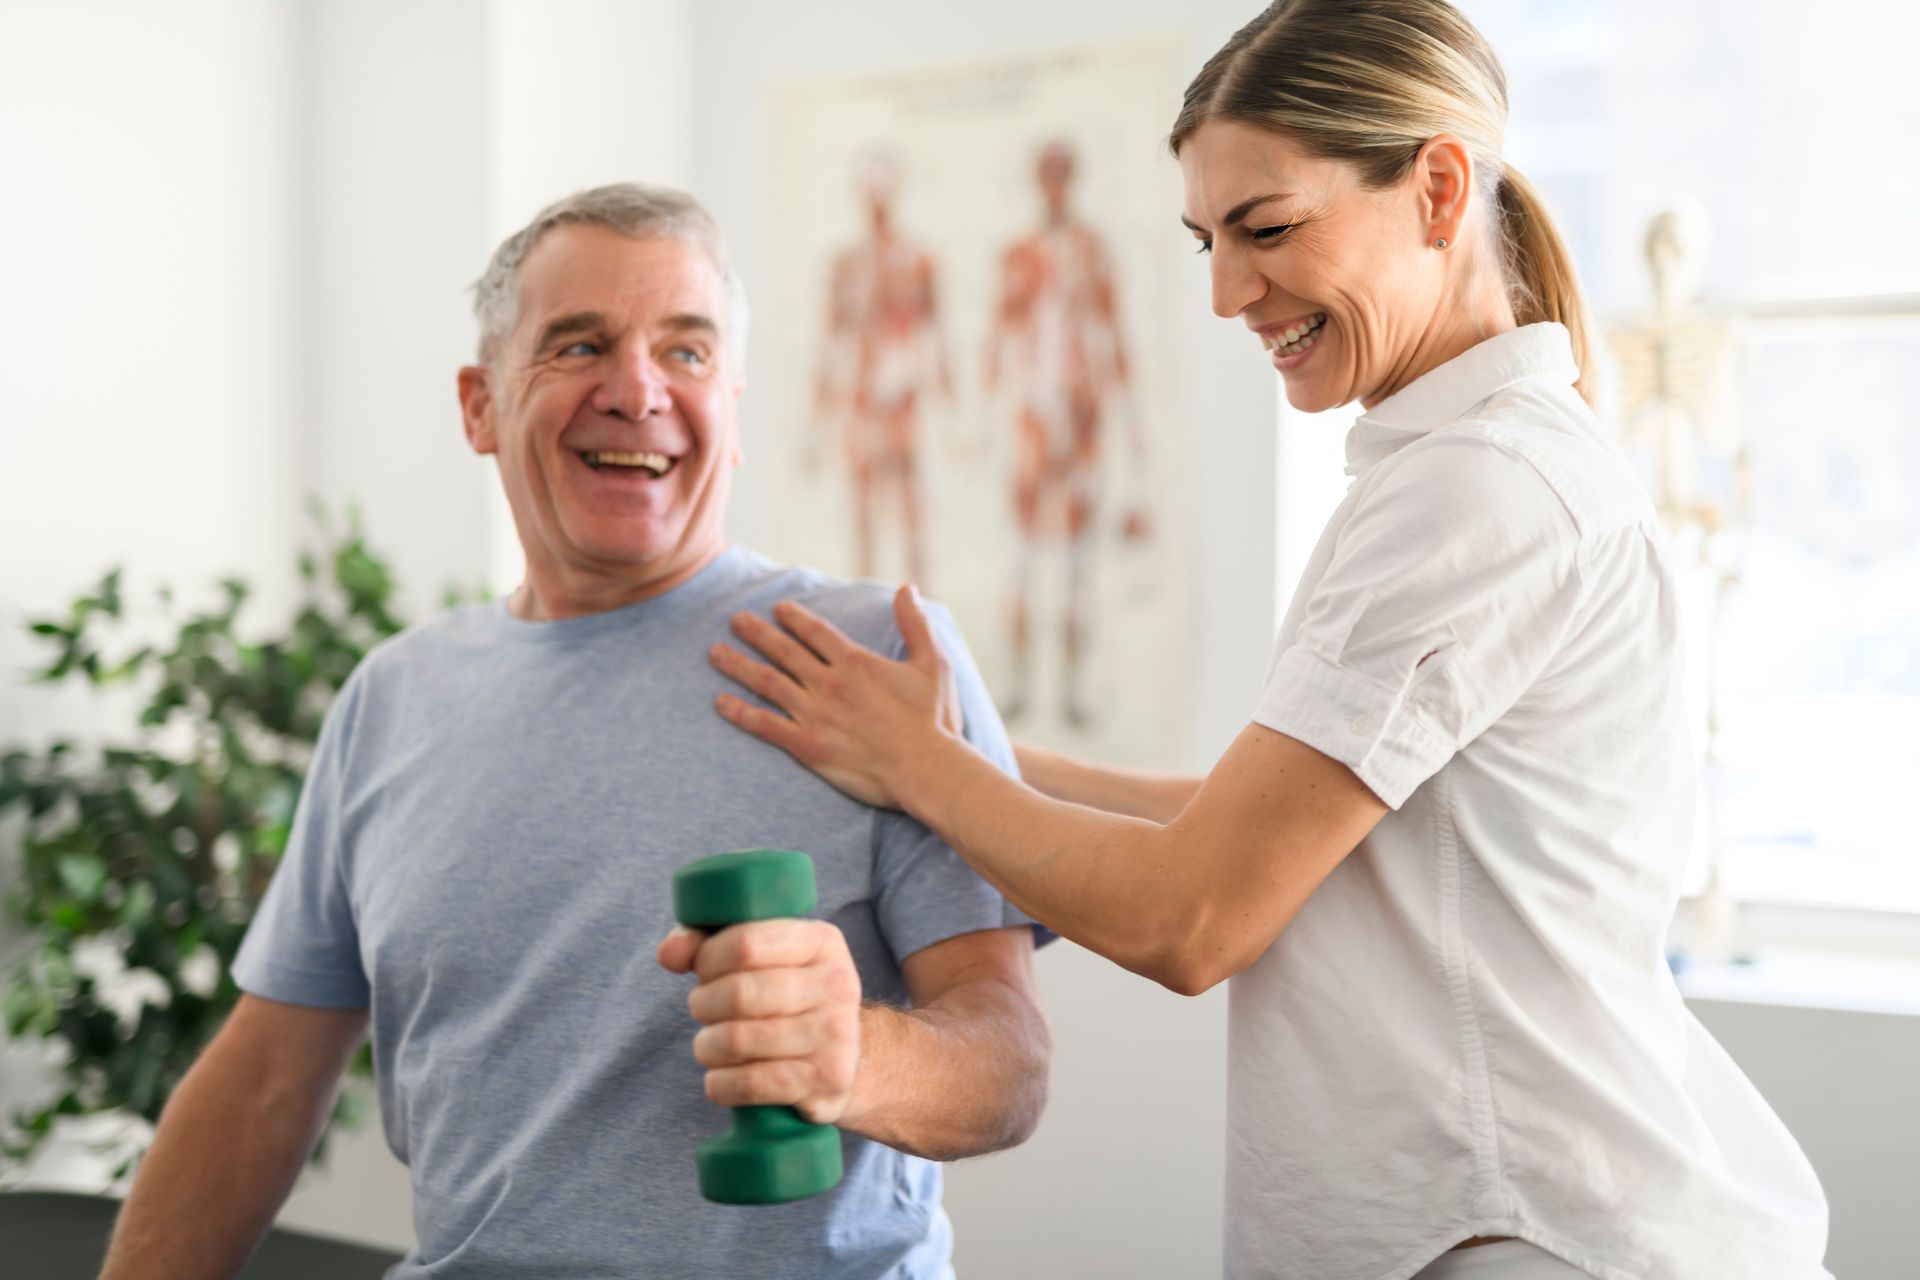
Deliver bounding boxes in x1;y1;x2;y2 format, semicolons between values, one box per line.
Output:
843;926;1047;1160
657;923;1048;1162
99;994;368;1280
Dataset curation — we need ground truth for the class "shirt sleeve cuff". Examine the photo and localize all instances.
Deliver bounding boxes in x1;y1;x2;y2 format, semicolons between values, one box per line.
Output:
231;954;371;1010
1251;645;1453;810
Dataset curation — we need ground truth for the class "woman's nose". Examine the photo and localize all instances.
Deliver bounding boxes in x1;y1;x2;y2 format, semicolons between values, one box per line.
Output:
1210;248;1267;320
597;346;673;419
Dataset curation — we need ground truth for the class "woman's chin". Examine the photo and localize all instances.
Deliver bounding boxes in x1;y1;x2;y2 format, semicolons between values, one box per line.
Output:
1280;375;1345;416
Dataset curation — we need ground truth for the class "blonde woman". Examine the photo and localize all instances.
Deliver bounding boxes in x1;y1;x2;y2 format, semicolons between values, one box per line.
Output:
708;2;1829;1276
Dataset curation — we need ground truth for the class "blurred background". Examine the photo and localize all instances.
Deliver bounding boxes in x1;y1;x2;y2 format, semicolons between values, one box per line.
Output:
1;1;1915;1276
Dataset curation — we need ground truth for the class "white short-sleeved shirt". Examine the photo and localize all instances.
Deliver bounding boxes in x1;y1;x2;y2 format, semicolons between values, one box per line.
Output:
1231;325;1829;1280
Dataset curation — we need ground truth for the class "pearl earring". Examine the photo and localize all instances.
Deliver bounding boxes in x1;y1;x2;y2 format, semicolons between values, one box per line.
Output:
1435;237;1448;249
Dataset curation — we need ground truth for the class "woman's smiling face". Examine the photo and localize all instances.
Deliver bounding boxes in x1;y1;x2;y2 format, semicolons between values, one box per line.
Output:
1179;118;1475;413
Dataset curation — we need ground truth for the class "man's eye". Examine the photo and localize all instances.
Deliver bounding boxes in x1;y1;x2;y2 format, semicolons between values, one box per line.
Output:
1194;239;1212;256
668;346;708;366
559;341;600;357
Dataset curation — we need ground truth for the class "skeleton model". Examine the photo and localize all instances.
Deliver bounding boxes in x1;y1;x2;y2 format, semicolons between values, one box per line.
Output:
983;141;1147;727
811;151;953;585
1610;203;1747;959
1613;203;1743;533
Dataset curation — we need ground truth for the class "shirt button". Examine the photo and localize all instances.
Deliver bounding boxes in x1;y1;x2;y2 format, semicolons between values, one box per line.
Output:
1349;714;1372;736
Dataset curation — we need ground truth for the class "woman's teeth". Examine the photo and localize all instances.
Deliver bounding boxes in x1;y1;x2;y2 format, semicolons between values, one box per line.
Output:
1263;313;1327;357
583;450;673;476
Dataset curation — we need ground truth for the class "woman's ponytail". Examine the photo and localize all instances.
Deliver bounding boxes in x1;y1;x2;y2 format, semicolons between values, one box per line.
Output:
1496;167;1596;408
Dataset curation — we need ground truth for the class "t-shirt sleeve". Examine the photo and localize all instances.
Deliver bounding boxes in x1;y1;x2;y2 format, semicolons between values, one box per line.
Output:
1254;434;1582;810
869;601;1051;961
231;666;373;1009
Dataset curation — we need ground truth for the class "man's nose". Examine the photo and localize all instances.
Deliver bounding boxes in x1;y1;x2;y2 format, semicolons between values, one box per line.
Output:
1210;248;1266;320
595;345;673;420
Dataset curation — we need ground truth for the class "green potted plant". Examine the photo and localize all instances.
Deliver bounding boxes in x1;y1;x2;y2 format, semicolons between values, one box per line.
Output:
0;511;463;1181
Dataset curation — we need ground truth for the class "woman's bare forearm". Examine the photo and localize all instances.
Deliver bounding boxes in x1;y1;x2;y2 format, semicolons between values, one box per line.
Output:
1013;740;1201;824
906;743;1181;983
904;727;1384;997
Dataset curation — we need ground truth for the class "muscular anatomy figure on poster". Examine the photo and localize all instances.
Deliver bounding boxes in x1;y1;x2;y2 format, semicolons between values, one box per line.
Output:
984;140;1148;727
810;151;953;585
771;40;1188;762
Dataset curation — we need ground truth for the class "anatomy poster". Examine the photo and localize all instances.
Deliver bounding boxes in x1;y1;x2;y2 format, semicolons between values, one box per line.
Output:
765;38;1189;766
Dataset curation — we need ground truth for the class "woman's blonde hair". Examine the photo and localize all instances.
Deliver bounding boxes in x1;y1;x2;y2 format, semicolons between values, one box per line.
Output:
1171;0;1595;406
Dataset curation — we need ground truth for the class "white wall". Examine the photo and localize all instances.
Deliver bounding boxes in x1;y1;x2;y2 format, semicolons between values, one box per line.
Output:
0;0;304;749
0;0;305;955
304;0;495;618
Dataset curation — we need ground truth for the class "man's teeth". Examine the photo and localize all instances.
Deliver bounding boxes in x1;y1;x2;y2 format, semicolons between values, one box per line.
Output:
1263;313;1328;356
583;450;674;475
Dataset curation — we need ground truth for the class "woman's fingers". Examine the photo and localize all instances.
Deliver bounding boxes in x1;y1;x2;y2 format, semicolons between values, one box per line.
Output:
715;693;813;760
730;610;825;683
771;600;860;665
895;583;962;735
709;594;949;811
892;583;939;668
709;642;806;715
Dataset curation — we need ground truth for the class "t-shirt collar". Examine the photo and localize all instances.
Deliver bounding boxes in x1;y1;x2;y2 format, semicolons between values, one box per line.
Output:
1343;322;1578;478
493;544;752;643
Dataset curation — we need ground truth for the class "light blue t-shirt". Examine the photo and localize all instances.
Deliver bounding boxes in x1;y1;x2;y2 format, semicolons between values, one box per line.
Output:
233;547;1030;1279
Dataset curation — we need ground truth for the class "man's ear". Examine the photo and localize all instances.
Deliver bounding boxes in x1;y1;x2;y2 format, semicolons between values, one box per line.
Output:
1412;133;1474;250
458;364;497;455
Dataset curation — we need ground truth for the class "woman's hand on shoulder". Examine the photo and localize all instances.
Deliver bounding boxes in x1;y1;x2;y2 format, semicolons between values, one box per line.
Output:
709;584;959;811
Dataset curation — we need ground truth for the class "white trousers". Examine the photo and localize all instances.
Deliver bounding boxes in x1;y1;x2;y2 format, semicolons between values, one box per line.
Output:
1411;1240;1593;1278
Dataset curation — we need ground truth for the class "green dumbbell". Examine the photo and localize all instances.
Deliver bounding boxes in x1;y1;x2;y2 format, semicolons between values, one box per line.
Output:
672;848;845;1205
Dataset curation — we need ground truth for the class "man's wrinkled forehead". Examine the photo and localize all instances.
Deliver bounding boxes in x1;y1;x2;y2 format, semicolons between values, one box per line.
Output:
509;227;728;350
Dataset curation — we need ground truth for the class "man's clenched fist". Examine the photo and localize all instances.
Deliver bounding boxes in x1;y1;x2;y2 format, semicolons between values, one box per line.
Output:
657;918;863;1125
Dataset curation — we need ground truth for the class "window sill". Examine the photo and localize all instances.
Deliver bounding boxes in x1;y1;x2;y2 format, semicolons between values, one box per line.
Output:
1674;948;1920;1018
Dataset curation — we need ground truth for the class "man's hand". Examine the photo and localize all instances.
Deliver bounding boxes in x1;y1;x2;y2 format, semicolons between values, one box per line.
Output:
656;919;863;1126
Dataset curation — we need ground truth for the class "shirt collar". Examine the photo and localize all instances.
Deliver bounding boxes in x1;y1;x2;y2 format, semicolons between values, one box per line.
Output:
1343;322;1578;477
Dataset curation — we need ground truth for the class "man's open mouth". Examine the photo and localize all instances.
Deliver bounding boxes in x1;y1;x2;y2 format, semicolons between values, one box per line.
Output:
579;450;677;477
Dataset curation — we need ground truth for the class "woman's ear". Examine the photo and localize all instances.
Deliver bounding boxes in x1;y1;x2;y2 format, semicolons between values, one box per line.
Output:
1412;134;1475;250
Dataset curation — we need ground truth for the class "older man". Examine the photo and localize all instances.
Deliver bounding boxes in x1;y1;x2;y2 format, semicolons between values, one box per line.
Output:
99;184;1049;1279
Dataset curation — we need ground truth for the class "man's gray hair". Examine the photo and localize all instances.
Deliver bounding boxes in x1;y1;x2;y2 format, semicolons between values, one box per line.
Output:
471;182;750;369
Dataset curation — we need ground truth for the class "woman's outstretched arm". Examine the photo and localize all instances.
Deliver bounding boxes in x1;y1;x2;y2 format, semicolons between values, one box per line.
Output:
710;586;1385;994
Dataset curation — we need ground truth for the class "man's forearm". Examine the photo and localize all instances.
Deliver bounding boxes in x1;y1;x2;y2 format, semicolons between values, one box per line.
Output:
836;979;1050;1162
1013;741;1200;824
99;1042;343;1280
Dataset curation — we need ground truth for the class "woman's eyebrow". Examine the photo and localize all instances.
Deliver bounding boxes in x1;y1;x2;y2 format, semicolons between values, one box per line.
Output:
1180;192;1295;233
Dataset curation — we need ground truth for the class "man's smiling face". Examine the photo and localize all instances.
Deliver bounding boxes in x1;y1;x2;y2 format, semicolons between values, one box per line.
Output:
460;225;743;612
